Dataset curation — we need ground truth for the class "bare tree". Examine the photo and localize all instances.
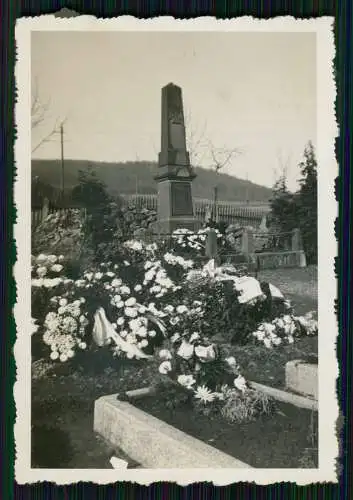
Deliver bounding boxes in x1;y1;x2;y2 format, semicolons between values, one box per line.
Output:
207;140;241;221
184;108;208;167
31;79;66;154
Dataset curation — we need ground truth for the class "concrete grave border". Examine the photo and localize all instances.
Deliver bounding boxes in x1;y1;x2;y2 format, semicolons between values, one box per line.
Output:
94;375;318;469
94;388;252;469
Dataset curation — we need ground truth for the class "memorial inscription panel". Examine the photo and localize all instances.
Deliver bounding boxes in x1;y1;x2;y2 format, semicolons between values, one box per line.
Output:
171;182;193;216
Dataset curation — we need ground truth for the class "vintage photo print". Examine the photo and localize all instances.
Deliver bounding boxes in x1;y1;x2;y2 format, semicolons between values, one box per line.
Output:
14;16;338;485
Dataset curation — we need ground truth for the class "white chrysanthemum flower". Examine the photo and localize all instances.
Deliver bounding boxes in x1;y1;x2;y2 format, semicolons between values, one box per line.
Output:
176;305;188;315
148;330;156;337
170;332;181;343
194;385;216;403
71;308;81;318
138;305;147;314
125;307;138;318
137;326;147;337
37;266;47;278
117;317;125;326
57;306;66;316
31;277;42;286
120;286;131;295
159;349;172;360
139;339;148;348
106;271;115;278
170;316;180;326
158;361;172;374
177;340;194;360
263;338;272;348
195;344;216;363
125;297;137;307
74;279;86;288
50;351;59;361
116;301;125;309
79;342;87;349
36;254;47;264
59;354;68;362
59;297;68;307
94;272;103;280
225;356;237;367
111;278;122;288
51;264;64;273
177;374;196;389
233;375;247;393
134;284;142;292
129;318;140;331
126;333;136;344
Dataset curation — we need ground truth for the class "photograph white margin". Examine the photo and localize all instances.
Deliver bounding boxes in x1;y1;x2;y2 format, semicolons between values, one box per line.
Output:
13;15;339;485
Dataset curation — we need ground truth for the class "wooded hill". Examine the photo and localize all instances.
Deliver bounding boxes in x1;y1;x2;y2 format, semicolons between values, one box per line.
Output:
32;159;272;202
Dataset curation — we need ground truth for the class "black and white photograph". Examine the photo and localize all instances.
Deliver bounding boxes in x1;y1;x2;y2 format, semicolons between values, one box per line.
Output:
14;16;337;484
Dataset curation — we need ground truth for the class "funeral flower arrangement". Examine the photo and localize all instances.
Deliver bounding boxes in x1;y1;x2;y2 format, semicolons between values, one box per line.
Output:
31;226;317;371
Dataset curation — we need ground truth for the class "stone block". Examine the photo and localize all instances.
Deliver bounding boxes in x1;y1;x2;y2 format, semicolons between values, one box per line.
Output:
285;360;318;400
94;394;251;468
251;250;307;270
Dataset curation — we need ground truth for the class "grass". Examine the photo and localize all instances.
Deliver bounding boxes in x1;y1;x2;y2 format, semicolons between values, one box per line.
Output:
31;355;154;468
31;266;318;468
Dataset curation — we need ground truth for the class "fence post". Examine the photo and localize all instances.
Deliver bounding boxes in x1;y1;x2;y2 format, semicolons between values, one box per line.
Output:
41;197;50;222
291;228;303;251
205;228;218;263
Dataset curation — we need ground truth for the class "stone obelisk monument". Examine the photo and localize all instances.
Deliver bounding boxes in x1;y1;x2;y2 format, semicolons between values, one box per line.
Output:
154;83;200;234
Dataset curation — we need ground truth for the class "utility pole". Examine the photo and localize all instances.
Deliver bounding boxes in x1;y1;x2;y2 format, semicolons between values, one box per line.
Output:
245;171;249;204
60;123;65;199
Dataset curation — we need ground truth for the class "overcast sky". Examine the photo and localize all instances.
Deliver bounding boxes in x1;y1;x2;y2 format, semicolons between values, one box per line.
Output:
31;30;316;191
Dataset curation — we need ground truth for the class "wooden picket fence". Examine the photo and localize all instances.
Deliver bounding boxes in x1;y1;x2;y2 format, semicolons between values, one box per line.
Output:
121;194;270;228
32;195;270;230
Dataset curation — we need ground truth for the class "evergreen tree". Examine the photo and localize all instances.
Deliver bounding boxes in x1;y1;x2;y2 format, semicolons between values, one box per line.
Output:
269;172;298;234
297;141;318;264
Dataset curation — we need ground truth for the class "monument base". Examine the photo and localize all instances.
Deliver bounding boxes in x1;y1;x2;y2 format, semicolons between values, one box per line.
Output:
150;217;202;235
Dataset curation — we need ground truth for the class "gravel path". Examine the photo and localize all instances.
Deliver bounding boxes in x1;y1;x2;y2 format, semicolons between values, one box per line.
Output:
258;266;318;300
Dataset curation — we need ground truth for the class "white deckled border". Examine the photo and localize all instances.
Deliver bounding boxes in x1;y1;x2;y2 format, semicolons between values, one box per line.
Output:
13;15;338;486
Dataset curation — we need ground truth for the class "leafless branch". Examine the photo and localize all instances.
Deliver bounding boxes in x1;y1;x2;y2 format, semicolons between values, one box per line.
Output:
184;108;208;166
207;140;241;174
31;79;67;154
276;149;292;181
31;117;67;154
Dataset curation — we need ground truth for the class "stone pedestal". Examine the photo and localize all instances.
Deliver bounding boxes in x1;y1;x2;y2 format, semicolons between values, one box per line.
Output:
291;228;303;251
154;83;200;234
241;228;254;254
285;360;318;400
